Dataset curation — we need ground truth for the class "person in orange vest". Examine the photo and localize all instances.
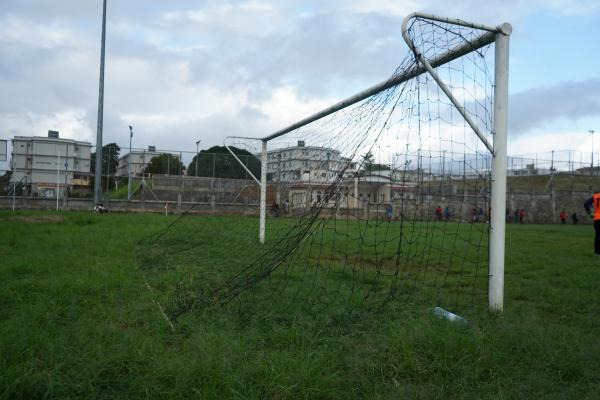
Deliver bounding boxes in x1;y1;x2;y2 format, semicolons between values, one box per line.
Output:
584;192;600;255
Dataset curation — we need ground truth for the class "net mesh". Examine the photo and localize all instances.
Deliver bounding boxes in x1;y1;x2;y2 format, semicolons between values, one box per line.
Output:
137;17;496;324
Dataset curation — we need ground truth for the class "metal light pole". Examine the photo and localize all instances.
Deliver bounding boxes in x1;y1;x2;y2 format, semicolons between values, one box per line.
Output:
128;126;133;200
195;139;201;176
93;0;107;205
56;148;60;211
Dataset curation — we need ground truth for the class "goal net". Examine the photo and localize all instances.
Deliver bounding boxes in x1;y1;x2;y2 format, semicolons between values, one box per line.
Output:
137;14;509;324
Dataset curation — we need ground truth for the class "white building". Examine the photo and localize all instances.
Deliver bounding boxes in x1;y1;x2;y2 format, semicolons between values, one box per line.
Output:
10;131;92;197
284;168;421;210
266;141;353;183
116;147;177;177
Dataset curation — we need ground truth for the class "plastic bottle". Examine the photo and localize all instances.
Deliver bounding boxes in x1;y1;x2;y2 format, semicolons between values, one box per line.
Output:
433;306;469;325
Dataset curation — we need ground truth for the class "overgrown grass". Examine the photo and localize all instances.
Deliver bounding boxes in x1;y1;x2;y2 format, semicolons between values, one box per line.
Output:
0;211;598;399
109;179;147;199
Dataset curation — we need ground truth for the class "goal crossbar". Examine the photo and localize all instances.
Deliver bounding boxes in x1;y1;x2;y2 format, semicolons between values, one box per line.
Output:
262;18;501;143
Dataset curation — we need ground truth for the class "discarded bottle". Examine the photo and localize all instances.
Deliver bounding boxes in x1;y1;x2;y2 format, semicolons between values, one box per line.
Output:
433;306;469;325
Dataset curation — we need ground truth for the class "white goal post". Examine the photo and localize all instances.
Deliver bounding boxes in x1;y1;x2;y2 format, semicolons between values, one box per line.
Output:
227;13;511;312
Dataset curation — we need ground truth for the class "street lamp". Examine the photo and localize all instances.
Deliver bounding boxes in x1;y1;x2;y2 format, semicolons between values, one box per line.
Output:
195;139;201;176
128;125;133;200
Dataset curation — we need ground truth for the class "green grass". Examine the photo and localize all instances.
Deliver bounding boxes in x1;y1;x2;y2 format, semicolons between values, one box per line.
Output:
138;214;490;321
0;211;598;399
109;179;146;199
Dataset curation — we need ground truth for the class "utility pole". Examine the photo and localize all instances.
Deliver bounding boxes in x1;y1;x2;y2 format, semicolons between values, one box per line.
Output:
128;126;133;200
195;140;201;176
94;0;107;205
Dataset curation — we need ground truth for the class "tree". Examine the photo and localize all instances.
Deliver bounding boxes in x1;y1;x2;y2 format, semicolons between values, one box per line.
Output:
145;153;185;175
0;171;11;195
361;151;390;173
90;143;121;191
362;151;375;167
187;146;261;179
90;142;120;175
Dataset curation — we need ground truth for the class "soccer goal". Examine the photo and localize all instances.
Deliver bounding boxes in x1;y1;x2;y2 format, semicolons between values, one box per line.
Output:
138;13;511;322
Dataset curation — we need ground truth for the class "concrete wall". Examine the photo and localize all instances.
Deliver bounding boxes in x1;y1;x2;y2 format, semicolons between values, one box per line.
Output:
0;188;593;224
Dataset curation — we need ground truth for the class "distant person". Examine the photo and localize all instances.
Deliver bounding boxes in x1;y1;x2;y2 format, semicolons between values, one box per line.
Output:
282;199;289;216
386;204;393;221
518;208;526;224
444;206;451;221
559;210;567;225
478;207;485;223
271;200;280;217
514;209;519;224
435;205;443;221
571;212;579;225
584;192;600;255
505;208;511;223
471;207;478;223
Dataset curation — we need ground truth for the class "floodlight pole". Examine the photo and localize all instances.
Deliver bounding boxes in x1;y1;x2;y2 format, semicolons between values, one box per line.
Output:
56;148;60;211
195;139;201;176
259;140;267;243
128;126;133;200
93;0;107;205
489;23;512;313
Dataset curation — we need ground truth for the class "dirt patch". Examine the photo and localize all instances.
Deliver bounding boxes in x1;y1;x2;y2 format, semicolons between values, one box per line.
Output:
4;215;65;223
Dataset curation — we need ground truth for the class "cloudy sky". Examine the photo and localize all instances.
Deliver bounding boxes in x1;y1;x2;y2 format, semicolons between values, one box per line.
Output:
1;0;599;170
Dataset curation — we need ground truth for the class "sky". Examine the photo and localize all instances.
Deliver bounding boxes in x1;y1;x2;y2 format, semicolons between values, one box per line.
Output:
1;0;599;171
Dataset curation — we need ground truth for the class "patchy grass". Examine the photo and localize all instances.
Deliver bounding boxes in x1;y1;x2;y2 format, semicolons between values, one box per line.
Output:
0;210;598;399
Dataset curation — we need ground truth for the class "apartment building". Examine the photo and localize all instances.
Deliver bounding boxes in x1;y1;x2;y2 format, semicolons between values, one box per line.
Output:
10;131;92;197
266;141;352;183
116;146;173;177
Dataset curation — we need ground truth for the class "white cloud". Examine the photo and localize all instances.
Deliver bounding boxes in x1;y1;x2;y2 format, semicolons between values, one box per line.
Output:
0;15;89;49
345;0;422;16
0;0;598;177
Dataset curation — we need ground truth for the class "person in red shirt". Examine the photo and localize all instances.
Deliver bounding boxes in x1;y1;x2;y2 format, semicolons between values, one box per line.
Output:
518;208;525;224
435;206;443;221
559;210;567;225
584;192;600;255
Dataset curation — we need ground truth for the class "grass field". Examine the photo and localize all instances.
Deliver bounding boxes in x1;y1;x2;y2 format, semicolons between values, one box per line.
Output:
1;211;599;399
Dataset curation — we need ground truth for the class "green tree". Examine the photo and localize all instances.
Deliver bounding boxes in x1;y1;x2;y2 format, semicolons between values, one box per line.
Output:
188;146;261;179
90;143;120;175
361;151;390;173
145;153;185;175
362;151;375;167
90;143;121;191
0;171;11;195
